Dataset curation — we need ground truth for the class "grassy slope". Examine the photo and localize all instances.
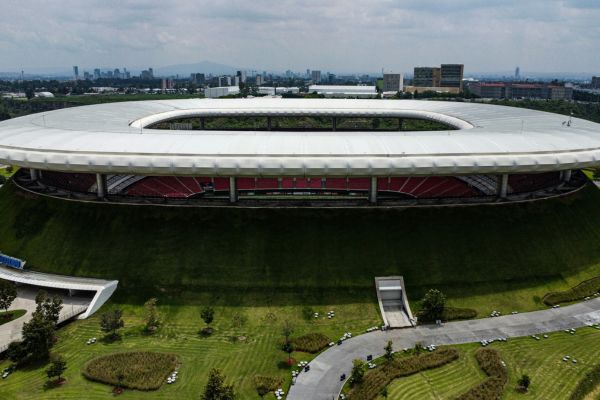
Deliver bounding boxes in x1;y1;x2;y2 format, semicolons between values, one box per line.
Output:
2;182;600;313
383;328;600;399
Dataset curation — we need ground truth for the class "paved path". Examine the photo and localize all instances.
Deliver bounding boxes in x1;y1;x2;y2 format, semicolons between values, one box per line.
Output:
287;298;600;400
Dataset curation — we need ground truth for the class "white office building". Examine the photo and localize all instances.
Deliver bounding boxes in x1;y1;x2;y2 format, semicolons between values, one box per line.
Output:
308;85;377;98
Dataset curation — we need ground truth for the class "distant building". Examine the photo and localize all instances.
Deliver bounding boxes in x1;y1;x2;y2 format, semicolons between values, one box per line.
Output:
311;70;321;84
73;66;79;81
308;85;377;98
413;67;441;87
93;69;101;80
219;76;232;87
256;74;264;85
383;73;404;93
515;66;520;80
236;70;247;84
161;79;174;92
83;72;92;80
258;87;300;96
190;73;205;85
204;86;240;98
467;81;573;100
440;64;464;89
140;68;154;80
592;76;600;89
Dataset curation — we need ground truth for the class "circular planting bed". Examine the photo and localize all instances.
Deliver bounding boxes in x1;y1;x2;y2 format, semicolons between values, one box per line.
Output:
82;351;178;391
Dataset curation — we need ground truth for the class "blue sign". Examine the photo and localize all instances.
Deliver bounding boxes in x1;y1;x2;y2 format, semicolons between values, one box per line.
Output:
0;253;25;269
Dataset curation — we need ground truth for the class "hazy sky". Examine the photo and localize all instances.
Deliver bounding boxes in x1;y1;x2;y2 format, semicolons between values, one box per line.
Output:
0;0;599;73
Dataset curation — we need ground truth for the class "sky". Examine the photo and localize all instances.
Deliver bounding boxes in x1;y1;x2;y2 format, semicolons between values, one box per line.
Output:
0;0;599;74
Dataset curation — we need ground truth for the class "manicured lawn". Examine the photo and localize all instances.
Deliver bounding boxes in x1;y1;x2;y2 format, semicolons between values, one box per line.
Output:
0;309;26;325
380;328;600;399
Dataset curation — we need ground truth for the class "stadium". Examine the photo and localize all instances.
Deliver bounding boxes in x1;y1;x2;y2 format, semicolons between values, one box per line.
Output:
0;98;597;207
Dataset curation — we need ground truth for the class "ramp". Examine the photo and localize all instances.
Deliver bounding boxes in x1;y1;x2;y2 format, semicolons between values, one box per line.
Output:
375;276;415;328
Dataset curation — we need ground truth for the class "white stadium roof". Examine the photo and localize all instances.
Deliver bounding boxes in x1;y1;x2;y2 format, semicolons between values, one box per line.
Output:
0;98;599;176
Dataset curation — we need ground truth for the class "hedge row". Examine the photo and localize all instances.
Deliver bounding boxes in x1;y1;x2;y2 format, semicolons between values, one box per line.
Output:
82;351;178;390
569;363;600;400
543;276;600;306
455;348;507;400
291;333;331;353
348;348;459;400
418;307;478;323
253;375;283;392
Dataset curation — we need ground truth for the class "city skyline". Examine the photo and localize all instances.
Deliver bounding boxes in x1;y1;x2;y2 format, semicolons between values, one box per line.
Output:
0;0;598;74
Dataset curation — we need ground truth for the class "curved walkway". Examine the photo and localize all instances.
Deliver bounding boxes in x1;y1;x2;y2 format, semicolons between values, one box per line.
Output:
287;297;600;400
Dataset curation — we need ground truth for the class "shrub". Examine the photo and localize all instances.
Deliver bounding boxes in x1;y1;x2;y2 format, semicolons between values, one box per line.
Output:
291;333;331;353
569;363;600;400
419;289;446;321
348;348;459;400
543;276;600;306
253;375;283;397
455;348;507;400
82;352;178;390
417;307;477;323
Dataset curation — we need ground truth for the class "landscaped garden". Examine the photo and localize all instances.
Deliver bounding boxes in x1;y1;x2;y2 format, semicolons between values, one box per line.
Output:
2;176;600;397
0;309;26;325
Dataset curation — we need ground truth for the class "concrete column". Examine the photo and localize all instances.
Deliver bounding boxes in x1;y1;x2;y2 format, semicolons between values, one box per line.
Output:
563;170;572;182
29;168;39;181
96;173;107;198
267;117;272;131
200;117;205;130
369;176;378;204
229;177;237;203
332;117;337;131
398;118;404;131
498;174;509;198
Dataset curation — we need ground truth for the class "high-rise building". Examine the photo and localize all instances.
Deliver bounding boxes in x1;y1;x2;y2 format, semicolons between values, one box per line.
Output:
311;70;321;83
440;64;464;89
256;75;264;85
515;66;520;80
93;69;101;80
236;70;247;83
161;79;174;92
190;73;205;85
413;67;441;87
592;76;600;89
383;73;404;92
73;66;79;80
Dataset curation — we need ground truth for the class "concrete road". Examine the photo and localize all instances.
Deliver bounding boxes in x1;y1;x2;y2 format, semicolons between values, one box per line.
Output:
287;298;600;400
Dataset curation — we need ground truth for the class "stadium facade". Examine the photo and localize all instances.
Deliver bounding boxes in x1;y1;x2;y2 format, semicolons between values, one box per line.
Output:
0;98;598;207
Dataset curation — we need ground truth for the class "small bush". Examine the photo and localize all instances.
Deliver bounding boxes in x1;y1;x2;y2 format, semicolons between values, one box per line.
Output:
253;374;283;394
291;333;331;353
455;348;507;400
301;306;314;321
569;363;600;400
348;348;459;400
82;352;178;391
543;276;600;306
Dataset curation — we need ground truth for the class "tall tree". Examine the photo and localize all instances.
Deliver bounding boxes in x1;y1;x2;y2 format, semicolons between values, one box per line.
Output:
100;309;124;339
46;354;67;382
420;289;446;321
202;368;235;400
34;290;63;326
144;297;159;332
384;340;394;364
22;313;55;360
0;280;17;313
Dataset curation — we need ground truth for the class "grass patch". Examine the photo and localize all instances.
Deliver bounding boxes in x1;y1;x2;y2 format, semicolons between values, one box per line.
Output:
543;276;600;306
82;351;177;391
0;309;26;325
253;375;284;394
291;333;331;353
456;348;508;400
348;348;459;400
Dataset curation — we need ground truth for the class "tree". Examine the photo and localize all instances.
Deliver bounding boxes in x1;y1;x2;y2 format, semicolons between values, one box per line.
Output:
34;290;63;326
202;368;235;400
518;374;531;391
46;354;67;382
7;341;28;363
22;313;55;360
0;280;17;313
380;386;389;399
100;309;124;339
420;289;446;321
350;359;365;385
282;341;294;365
144;297;159;332
255;383;269;399
282;320;294;344
201;306;214;327
384;340;394;364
